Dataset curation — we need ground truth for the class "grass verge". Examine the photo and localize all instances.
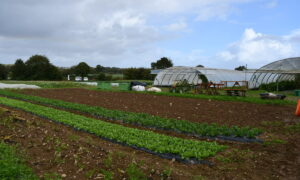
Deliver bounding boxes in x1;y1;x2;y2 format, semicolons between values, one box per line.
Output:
0;141;38;180
0;96;226;161
92;87;296;105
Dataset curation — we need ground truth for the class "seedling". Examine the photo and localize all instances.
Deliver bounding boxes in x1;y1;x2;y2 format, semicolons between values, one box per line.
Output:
126;162;147;180
100;169;114;180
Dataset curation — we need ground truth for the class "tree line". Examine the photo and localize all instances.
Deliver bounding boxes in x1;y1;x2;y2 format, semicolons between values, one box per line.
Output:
0;55;174;81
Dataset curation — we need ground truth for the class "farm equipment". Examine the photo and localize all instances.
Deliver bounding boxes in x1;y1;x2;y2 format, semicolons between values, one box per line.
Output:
259;93;286;100
223;81;247;97
170;79;192;93
194;82;221;95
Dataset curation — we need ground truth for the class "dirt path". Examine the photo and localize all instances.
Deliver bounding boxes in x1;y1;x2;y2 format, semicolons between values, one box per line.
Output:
22;88;299;128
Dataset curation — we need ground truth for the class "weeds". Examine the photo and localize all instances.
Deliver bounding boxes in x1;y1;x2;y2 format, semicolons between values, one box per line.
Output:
161;167;172;179
44;172;62;180
68;134;80;141
286;123;300;133
104;152;113;168
261;121;284;127
0;116;14;127
0;141;38;179
126;162;147;180
263;139;287;146
100;169;114;180
85;169;97;179
216;149;255;163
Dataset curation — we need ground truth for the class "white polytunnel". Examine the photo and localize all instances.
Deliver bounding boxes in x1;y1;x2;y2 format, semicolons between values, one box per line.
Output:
153;66;253;87
249;57;300;88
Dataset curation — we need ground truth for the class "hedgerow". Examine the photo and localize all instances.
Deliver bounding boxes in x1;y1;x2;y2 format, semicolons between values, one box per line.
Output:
0;90;262;139
0;96;226;160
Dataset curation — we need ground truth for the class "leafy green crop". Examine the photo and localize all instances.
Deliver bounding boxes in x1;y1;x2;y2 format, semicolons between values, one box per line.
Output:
0;96;226;160
0;142;38;180
0;90;263;139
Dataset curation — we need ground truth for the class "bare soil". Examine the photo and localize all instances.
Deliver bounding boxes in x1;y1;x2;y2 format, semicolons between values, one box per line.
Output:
22;88;299;128
0;88;299;179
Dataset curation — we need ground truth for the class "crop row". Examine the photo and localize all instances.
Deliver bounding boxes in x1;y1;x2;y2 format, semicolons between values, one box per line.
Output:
0;90;262;138
0;96;226;160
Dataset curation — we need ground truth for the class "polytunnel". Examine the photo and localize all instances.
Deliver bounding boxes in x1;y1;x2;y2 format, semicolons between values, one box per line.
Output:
249;57;300;88
153;66;253;86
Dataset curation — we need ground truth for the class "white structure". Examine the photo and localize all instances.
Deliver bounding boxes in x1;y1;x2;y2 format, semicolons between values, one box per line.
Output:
75;76;89;81
147;87;162;92
153;66;253;87
0;83;40;89
249;57;300;88
132;85;145;91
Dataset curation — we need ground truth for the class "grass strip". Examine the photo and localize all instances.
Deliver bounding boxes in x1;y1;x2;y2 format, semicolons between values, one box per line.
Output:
135;91;296;106
0;90;262;138
0;96;226;160
92;88;295;105
0;142;38;180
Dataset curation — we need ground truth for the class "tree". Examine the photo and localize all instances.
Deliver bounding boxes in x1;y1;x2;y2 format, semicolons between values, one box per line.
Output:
123;68;154;80
25;55;62;80
75;62;90;80
95;65;105;73
0;64;8;80
235;66;247;71
151;57;173;69
196;65;204;67
11;59;26;80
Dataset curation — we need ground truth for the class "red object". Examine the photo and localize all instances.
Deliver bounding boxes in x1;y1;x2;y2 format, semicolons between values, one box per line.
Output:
296;100;300;116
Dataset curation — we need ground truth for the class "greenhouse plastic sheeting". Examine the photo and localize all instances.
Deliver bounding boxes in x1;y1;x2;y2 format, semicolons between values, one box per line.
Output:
249;57;300;88
153;66;253;86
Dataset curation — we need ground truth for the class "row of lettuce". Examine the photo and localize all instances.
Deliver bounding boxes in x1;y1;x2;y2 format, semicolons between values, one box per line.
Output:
0;96;226;160
0;90;262;139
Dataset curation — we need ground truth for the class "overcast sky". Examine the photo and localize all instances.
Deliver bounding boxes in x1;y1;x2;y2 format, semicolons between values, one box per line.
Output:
0;0;299;69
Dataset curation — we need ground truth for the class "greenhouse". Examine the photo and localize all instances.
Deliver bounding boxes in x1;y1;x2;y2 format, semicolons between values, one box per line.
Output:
153;66;253;86
249;57;300;88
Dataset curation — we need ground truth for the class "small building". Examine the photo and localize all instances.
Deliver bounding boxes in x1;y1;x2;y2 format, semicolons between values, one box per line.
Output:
75;76;89;81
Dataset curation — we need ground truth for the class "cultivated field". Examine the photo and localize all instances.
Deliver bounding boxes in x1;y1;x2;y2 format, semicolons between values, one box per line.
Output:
0;87;299;179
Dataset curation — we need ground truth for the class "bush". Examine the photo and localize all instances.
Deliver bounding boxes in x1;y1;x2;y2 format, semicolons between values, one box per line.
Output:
96;73;113;81
0;64;8;80
259;80;296;91
296;74;300;88
123;68;154;80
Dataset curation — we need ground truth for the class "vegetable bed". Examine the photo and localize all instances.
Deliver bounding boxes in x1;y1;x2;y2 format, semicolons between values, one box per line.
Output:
0;96;226;162
0;90;262;140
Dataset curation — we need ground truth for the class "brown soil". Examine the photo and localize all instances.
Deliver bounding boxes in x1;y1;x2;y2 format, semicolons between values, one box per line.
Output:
22;88;299;128
0;88;299;179
0;106;202;180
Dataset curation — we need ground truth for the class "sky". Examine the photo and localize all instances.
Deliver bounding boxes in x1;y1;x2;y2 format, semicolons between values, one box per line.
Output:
0;0;300;69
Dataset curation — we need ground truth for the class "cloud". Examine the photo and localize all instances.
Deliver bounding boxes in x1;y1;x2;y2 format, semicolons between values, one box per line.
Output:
218;28;300;68
165;19;188;32
0;0;254;67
